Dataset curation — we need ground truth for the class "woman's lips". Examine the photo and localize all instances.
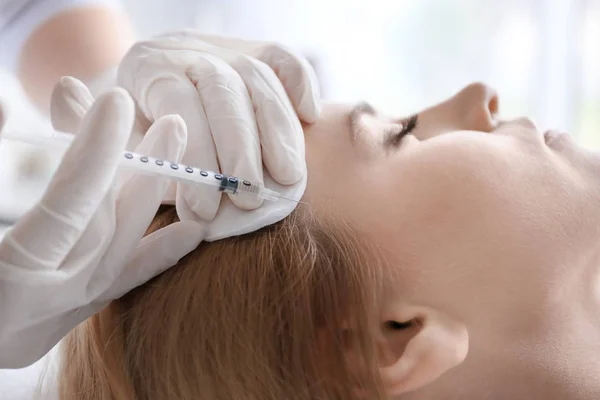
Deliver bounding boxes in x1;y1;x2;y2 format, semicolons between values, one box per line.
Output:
543;130;570;148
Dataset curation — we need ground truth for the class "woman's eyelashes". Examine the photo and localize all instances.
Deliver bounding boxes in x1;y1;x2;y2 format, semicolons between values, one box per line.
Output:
386;114;419;148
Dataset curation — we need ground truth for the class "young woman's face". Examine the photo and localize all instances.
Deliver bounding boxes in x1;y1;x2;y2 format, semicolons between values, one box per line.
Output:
303;83;600;329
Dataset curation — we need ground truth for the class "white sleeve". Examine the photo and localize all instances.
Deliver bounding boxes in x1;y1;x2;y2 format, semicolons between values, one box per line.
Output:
0;343;60;400
0;0;123;74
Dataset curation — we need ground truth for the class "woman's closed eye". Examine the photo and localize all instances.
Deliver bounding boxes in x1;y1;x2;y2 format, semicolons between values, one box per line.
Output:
386;114;419;148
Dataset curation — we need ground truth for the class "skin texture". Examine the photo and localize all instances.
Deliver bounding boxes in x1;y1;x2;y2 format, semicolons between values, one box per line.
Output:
302;83;600;398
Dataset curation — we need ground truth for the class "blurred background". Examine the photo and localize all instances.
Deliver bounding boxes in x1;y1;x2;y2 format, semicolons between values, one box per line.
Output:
0;0;599;236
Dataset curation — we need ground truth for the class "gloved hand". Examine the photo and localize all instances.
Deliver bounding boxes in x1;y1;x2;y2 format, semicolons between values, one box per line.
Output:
116;31;320;222
0;85;205;369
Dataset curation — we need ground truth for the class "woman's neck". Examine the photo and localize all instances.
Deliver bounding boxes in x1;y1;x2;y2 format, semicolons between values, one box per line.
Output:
402;324;600;399
402;252;600;400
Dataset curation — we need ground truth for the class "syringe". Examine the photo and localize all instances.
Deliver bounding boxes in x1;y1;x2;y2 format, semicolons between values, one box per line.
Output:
1;131;294;202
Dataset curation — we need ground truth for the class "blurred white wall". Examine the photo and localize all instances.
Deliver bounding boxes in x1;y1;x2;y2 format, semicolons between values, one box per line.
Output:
116;0;599;140
0;68;59;231
1;0;599;227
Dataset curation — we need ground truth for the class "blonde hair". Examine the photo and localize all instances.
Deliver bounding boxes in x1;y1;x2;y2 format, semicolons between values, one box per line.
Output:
58;206;389;399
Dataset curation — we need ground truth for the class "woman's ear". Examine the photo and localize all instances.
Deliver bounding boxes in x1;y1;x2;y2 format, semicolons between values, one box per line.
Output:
378;306;469;396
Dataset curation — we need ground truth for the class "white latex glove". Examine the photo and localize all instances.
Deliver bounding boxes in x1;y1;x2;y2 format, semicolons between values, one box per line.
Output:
116;31;320;225
0;86;205;369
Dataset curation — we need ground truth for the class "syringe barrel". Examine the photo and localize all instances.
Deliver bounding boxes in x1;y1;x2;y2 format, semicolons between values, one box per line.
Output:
229;177;264;196
0;131;285;202
120;152;278;200
217;175;280;201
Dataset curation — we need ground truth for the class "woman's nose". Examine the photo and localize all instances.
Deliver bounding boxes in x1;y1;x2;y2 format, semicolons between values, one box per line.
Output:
453;82;499;132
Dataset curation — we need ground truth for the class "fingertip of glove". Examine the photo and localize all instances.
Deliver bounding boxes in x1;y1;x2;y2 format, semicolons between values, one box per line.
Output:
51;76;95;132
55;76;93;105
92;88;135;121
159;114;188;143
296;69;321;124
137;119;186;167
230;194;264;211
285;84;321;125
74;88;134;150
181;189;220;222
267;154;305;186
273;171;303;186
104;87;134;107
275;54;321;123
300;99;321;124
58;75;79;88
145;114;187;161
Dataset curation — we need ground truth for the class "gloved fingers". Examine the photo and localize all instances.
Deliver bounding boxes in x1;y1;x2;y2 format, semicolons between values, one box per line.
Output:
94;114;187;288
122;112;188;187
254;43;320;124
105;220;205;300
145;77;223;219
195;33;321;123
50;76;94;133
161;36;306;187
0;89;134;269
187;53;265;210
49;76;145;154
227;55;306;186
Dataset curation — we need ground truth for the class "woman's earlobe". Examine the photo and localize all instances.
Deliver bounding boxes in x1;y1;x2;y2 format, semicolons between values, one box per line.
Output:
379;307;469;395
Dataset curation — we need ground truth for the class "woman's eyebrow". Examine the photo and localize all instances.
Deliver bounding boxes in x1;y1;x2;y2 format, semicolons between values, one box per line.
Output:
349;101;376;142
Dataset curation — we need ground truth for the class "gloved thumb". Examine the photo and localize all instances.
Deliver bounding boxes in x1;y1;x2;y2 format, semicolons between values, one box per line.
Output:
50;76;94;133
